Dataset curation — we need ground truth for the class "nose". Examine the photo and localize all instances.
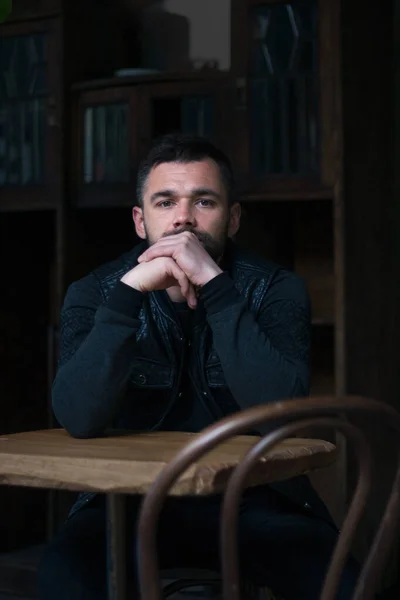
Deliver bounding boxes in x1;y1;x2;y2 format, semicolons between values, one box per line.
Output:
173;200;197;229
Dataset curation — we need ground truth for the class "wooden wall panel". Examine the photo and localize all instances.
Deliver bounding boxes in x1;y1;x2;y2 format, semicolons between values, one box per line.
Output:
341;0;398;581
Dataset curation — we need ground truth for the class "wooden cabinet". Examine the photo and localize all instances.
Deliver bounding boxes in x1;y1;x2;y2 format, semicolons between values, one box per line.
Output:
0;0;134;551
0;0;137;212
71;74;231;207
0;4;65;555
228;0;341;401
0;18;63;210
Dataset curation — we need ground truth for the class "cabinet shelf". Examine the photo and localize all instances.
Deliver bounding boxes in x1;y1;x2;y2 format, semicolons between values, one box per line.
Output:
71;70;229;92
238;181;334;203
239;189;333;202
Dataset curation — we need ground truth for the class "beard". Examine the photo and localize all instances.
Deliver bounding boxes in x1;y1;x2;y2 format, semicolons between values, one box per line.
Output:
145;223;229;261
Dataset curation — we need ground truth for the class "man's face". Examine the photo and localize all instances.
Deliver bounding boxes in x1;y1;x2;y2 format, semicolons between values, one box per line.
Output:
132;159;241;261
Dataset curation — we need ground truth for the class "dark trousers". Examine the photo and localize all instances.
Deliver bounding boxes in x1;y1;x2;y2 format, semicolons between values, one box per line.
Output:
37;487;359;600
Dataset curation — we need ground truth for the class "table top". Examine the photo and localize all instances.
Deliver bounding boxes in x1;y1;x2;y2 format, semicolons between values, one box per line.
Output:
0;429;337;496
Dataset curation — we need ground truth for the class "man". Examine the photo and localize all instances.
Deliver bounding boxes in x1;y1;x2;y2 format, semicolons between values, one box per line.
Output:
38;134;358;599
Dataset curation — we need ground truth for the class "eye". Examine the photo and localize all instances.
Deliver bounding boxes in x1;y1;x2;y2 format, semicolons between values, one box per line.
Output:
197;198;215;207
157;200;174;208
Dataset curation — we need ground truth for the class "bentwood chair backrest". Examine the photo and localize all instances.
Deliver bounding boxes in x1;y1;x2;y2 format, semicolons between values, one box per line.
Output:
137;395;400;600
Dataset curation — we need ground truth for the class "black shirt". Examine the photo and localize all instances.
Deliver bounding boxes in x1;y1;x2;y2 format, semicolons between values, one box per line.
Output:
162;301;216;432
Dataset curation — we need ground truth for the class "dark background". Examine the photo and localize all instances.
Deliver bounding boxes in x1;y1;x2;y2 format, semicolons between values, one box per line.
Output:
0;0;399;596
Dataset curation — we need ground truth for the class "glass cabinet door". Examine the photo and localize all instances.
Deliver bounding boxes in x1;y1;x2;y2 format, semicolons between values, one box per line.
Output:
150;94;216;140
0;19;61;209
139;79;230;157
74;86;137;207
82;103;130;184
0;33;47;187
229;0;339;194
250;0;318;177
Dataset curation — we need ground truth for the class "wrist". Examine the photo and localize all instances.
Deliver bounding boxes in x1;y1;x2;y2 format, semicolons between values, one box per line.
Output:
196;265;223;287
200;272;240;315
107;281;144;318
121;272;142;292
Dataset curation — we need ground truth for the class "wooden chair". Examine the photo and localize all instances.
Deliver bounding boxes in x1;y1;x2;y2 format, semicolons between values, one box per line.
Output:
137;395;400;600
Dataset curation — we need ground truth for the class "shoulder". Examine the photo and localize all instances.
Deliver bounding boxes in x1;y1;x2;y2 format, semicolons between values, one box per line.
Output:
229;243;309;304
268;267;310;307
91;244;144;288
228;243;279;280
64;243;145;308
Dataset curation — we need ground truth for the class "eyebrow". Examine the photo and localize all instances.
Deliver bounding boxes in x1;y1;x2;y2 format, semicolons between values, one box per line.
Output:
150;188;221;203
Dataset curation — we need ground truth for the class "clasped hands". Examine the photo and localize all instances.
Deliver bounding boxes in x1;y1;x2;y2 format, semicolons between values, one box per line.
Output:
121;232;222;309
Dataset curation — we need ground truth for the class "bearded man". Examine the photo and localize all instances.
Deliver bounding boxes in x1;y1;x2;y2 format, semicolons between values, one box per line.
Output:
38;134;358;599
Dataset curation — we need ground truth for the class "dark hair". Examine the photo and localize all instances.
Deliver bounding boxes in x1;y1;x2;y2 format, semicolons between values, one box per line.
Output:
135;133;235;207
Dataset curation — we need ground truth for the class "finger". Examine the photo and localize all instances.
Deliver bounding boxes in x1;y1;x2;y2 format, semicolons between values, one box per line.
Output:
175;265;190;299
171;264;190;300
139;244;177;263
187;284;198;309
166;258;188;292
168;261;197;308
139;241;176;262
138;235;190;262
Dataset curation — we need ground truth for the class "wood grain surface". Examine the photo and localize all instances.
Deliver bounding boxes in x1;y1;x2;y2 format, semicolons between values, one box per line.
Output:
0;429;337;496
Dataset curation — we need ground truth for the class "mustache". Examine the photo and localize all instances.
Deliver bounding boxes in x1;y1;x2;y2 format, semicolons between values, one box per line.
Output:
160;225;226;262
162;227;214;245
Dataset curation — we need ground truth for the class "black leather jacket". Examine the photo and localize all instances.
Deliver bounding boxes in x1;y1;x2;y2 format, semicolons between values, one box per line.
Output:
52;241;335;527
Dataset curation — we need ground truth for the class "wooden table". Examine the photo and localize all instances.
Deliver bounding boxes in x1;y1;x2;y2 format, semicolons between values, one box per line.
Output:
0;429;337;599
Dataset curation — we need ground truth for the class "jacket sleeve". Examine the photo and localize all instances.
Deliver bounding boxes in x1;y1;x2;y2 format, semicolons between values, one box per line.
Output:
52;276;144;438
200;270;311;410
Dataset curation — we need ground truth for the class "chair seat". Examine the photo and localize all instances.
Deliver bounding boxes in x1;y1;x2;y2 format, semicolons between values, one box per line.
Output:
161;568;278;599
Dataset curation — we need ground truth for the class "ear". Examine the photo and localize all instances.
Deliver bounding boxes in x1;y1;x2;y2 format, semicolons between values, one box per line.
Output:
132;206;146;240
228;202;241;238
